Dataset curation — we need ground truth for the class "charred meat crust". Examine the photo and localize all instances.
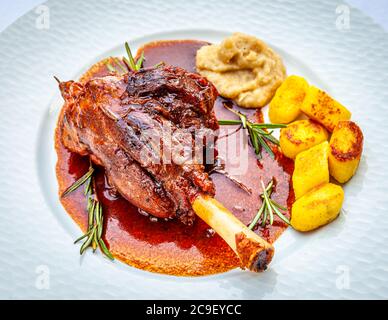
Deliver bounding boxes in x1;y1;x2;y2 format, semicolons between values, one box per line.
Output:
59;65;219;224
126;66;219;130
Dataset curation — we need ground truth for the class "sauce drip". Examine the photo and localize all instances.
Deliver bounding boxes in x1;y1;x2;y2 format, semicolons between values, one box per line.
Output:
55;40;294;276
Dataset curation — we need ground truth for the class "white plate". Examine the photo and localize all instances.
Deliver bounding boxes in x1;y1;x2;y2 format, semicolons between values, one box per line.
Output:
0;0;388;299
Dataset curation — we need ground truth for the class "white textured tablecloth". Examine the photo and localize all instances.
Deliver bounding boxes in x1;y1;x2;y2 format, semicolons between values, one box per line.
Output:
0;0;387;33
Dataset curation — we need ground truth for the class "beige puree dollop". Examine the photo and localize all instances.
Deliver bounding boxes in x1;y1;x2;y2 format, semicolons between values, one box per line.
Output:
196;33;286;108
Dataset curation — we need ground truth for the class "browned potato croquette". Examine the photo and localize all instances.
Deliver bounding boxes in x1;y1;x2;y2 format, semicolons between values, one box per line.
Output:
269;75;309;123
280;119;329;159
329;121;363;183
301;86;351;132
291;183;344;232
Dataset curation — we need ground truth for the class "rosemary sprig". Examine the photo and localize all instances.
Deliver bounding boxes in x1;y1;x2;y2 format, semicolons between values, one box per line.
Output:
218;105;286;159
105;43;165;75
248;178;290;230
106;42;145;74
62;163;114;260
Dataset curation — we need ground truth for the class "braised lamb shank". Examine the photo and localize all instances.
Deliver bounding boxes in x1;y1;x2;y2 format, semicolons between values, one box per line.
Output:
60;66;217;225
58;65;274;271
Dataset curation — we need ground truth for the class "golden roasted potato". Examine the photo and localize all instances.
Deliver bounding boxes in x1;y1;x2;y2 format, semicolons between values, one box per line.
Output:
328;121;364;183
291;183;344;232
269;75;309;123
293;141;329;199
301;86;351;132
280;119;329;159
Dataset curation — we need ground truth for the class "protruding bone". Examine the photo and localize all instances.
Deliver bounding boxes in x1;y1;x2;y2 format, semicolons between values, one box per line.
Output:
192;194;274;272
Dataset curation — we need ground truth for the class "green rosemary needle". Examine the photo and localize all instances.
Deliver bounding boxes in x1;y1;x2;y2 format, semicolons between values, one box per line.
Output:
218;105;286;159
248;178;290;230
124;41;138;71
135;51;145;70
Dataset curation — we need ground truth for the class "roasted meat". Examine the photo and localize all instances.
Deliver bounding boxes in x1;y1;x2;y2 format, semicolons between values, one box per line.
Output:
59;66;219;224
